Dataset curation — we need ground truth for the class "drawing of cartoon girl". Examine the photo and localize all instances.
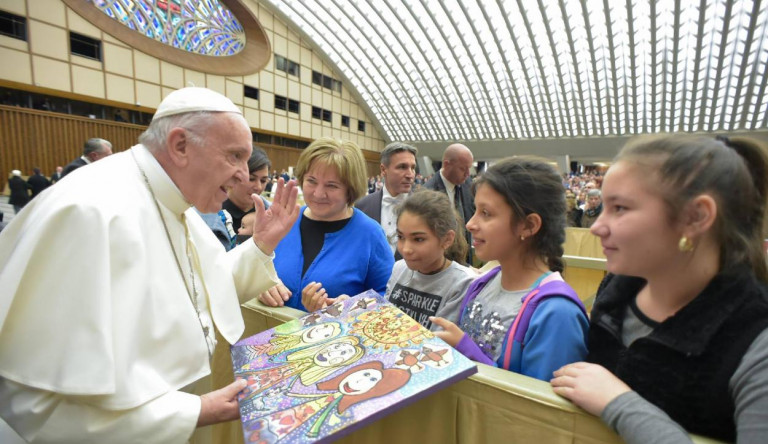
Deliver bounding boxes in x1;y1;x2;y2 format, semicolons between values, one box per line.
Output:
247;321;343;358
237;336;365;402
243;361;411;442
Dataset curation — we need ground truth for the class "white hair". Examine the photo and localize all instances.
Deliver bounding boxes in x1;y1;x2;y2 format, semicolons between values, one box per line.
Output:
138;111;216;152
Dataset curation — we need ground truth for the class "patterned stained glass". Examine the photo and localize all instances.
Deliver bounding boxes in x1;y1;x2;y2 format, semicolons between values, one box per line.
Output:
89;0;245;56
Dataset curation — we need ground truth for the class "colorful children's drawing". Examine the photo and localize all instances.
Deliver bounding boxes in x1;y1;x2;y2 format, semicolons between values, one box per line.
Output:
244;361;410;443
237;336;365;403
349;304;433;350
231;290;477;443
247;322;343;358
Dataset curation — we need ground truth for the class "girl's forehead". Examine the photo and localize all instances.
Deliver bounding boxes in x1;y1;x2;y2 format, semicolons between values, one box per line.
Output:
474;183;509;206
398;211;432;231
603;161;659;197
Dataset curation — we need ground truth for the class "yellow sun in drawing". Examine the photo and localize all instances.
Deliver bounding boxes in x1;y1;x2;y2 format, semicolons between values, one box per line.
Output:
349;305;434;350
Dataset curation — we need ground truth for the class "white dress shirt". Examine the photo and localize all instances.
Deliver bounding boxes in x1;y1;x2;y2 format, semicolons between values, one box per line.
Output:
380;186;407;254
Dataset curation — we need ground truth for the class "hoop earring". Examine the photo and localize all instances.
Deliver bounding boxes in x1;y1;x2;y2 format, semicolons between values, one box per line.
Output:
678;236;694;252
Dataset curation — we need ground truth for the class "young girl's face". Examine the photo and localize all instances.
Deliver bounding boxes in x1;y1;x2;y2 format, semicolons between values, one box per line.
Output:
397;211;451;274
466;183;520;263
590;161;681;278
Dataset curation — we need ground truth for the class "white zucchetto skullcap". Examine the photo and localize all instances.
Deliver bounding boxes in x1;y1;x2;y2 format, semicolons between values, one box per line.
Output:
11;170;21;176
152;87;242;121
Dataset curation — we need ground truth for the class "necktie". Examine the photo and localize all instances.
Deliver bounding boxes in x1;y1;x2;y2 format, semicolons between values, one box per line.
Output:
454;185;465;223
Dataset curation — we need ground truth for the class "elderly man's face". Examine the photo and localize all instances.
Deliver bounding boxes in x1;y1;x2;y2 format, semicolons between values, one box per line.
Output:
186;113;252;213
443;152;473;185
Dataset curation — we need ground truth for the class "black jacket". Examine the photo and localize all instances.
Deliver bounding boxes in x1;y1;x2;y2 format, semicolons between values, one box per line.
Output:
8;176;30;207
588;270;768;441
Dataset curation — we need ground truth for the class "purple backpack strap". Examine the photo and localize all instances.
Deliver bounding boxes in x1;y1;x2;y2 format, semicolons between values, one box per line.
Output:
511;280;585;344
458;266;501;323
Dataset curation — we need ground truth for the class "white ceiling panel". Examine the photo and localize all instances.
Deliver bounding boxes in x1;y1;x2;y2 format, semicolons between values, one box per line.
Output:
261;0;768;145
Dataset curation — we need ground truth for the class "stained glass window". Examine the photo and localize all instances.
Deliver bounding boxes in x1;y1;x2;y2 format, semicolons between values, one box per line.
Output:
90;0;245;56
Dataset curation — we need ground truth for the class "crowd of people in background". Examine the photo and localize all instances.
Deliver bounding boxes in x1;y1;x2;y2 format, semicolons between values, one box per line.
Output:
562;171;604;229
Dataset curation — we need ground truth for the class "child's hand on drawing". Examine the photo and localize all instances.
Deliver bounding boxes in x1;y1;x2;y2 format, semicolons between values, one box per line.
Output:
429;316;464;347
301;282;334;312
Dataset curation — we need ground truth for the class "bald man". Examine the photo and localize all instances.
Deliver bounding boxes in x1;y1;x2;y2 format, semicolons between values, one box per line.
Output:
424;143;475;223
424;144;475;263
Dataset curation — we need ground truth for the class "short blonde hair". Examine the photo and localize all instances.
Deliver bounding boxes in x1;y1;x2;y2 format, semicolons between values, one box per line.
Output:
295;137;368;204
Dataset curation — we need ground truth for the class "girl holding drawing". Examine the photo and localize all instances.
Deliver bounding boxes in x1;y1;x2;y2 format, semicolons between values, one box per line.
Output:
431;157;589;381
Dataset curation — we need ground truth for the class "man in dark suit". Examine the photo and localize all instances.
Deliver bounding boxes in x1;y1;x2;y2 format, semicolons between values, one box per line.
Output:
26;168;50;198
50;166;63;184
61;138;113;178
8;170;30;214
356;142;417;258
424;143;475;262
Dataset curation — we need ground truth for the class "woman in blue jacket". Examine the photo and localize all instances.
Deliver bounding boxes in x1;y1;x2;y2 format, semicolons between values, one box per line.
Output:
258;137;393;311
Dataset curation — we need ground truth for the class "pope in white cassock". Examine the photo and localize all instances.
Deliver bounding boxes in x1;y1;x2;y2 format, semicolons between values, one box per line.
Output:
0;87;301;443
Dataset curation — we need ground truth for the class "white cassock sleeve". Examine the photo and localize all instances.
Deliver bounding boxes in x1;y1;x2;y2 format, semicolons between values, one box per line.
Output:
0;378;200;444
228;236;281;303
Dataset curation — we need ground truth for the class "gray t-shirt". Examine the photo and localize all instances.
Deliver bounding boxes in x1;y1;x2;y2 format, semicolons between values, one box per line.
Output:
601;305;768;444
455;272;529;362
385;259;476;331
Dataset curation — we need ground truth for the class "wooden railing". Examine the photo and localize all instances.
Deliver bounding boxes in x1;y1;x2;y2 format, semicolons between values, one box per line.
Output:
210;300;724;444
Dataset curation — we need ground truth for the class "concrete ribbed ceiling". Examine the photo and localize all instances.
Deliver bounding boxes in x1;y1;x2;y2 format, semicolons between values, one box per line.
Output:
261;0;768;146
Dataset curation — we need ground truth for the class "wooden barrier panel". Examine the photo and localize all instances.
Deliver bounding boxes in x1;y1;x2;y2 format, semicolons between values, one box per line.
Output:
0;105;144;190
564;227;605;258
562;255;606;313
0;104;383;191
210;300;724;444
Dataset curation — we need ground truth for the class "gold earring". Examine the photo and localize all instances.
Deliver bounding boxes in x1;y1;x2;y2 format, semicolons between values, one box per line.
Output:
678;236;694;252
